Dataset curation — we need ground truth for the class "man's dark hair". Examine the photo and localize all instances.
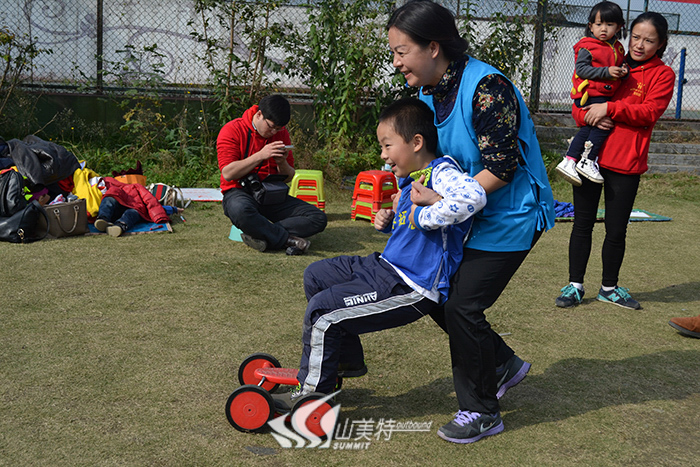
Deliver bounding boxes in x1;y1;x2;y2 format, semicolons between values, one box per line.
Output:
258;95;291;127
379;98;438;154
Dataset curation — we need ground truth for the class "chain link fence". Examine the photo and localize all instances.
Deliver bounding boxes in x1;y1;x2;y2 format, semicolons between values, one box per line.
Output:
3;0;700;118
535;0;698;119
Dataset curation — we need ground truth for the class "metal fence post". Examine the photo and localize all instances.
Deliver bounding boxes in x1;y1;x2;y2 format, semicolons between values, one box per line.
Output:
96;0;103;94
529;0;547;112
676;47;686;120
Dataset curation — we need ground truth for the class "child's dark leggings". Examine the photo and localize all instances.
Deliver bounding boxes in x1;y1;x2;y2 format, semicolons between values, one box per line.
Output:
567;96;611;161
567;125;611;161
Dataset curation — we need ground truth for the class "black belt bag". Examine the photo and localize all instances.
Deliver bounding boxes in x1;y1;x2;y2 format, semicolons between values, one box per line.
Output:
238;129;289;205
241;173;288;205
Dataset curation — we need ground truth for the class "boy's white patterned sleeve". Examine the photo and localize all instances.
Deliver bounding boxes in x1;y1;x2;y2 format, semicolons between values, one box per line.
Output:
416;162;487;230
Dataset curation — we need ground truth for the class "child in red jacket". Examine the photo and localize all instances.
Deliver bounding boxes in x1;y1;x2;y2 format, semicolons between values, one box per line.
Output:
94;177;182;237
556;1;627;186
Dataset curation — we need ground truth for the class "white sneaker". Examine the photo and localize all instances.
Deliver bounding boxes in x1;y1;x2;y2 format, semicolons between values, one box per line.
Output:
555;158;582;186
576;158;604;184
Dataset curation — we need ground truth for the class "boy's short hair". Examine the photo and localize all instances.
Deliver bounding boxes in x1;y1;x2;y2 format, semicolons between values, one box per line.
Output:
378;98;438;154
258;94;291;127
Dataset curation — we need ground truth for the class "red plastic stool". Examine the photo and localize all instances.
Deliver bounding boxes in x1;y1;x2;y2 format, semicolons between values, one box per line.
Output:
351;199;393;222
351;170;397;220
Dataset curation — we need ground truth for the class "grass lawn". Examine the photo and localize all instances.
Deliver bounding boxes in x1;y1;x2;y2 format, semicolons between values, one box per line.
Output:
1;174;698;466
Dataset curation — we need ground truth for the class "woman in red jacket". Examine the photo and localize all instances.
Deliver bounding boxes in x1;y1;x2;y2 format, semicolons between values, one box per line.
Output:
556;12;675;310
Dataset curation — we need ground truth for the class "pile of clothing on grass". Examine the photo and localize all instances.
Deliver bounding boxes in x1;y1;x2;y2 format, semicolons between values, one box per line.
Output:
0;136;187;243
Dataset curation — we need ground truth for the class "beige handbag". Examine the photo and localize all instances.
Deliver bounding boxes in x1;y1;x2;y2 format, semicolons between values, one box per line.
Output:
39;198;88;238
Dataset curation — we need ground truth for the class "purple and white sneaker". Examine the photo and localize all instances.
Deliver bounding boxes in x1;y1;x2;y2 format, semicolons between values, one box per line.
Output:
496;354;531;399
437;410;504;444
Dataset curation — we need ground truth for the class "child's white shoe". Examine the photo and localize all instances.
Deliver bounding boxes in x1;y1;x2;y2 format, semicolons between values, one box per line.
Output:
555;158;582;186
576;158;604;184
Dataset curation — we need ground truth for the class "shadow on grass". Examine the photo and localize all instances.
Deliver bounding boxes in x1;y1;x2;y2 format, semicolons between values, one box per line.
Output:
339;376;456;420
502;349;700;429
633;282;700;303
229;350;697;450
335;350;699;429
324;212;353;223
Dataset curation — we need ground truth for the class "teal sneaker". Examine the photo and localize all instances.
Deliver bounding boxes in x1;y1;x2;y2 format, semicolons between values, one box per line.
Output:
597;287;640;310
555;284;584;308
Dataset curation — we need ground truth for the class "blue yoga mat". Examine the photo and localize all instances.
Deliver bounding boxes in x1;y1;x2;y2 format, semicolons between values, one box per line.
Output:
554;200;671;222
87;221;172;235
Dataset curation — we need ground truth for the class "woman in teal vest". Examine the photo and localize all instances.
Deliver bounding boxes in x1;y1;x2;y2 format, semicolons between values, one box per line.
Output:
387;0;555;444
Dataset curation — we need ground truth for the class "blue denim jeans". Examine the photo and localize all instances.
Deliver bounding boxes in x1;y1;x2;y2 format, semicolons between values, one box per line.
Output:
97;196;144;231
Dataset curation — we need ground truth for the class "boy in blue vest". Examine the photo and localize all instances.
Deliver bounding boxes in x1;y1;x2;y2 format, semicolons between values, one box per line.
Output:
293;98;487;398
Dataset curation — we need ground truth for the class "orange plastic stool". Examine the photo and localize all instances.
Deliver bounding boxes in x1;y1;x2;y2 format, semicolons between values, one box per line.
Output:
115;174;147;186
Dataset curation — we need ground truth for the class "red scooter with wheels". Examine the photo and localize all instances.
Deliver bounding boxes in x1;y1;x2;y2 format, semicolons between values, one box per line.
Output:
225;353;343;436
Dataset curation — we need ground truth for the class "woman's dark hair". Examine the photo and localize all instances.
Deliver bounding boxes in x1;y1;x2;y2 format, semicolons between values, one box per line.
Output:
379;98;438;155
630;11;669;59
258;94;291;127
386;0;468;62
585;1;625;39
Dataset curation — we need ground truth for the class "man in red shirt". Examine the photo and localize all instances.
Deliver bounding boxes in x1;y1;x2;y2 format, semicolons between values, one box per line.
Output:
217;95;326;254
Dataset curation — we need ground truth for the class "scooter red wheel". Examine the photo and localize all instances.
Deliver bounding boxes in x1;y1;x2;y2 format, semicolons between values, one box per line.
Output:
237;353;281;392
291;392;338;439
225;385;274;433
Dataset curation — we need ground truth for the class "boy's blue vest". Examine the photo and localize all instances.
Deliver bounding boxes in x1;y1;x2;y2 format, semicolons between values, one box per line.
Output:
419;57;554;252
382;157;472;303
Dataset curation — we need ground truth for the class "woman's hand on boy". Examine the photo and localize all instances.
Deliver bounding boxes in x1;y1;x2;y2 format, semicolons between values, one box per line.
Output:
410;175;442;206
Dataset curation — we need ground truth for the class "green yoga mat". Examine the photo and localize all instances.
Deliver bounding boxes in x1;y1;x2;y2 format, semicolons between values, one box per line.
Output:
624;209;672;222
